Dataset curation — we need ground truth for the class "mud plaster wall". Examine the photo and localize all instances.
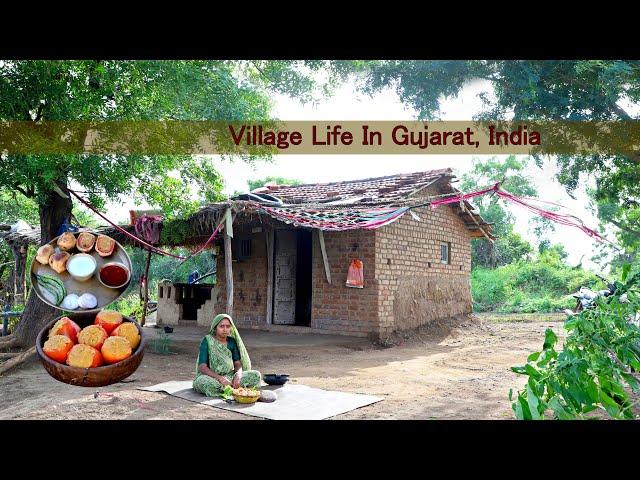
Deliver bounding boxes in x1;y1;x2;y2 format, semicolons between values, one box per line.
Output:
214;225;268;328
311;229;378;336
375;195;473;337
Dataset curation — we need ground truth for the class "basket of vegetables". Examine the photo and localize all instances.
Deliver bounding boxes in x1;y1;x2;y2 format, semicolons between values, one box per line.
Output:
232;387;261;404
35;310;145;387
30;231;132;312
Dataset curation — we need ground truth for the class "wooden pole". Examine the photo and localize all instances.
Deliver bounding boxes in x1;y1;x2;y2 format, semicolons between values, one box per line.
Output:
141;248;152;326
265;227;274;324
318;230;332;284
461;202;494;244
224;208;234;316
224;229;233;316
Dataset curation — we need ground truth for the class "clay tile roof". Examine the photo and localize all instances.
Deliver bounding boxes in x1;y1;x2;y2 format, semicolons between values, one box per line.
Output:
259;168;453;204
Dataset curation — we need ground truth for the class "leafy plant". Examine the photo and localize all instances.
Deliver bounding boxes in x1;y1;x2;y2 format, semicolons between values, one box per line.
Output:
221;385;234;400
149;331;172;355
510;266;640;419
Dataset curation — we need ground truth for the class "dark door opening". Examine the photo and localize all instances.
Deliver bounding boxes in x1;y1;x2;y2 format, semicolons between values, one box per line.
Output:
295;230;312;326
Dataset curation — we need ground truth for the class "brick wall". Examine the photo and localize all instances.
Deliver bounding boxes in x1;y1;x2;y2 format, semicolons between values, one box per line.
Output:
214;225;269;328
375;192;473;337
310;229;378;336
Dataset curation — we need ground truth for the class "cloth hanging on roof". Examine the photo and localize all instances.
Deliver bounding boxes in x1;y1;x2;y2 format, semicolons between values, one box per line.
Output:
256;204;410;231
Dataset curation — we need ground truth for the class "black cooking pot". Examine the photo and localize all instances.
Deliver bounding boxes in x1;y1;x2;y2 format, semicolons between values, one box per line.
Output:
263;374;290;385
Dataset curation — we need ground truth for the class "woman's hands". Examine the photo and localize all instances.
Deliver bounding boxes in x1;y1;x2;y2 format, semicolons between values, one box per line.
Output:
232;372;241;388
219;376;232;387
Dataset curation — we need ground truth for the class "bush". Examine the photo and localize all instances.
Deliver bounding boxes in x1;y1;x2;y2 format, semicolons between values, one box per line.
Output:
472;253;600;313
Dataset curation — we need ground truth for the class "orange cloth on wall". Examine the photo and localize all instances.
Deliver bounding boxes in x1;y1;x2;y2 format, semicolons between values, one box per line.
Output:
346;259;364;288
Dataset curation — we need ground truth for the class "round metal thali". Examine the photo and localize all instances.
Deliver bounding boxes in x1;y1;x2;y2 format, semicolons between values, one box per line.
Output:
30;231;132;313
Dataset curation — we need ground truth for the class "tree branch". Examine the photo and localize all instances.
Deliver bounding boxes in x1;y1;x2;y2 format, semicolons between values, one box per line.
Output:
0;346;36;376
34;102;45;122
608;218;640;236
13;184;33;198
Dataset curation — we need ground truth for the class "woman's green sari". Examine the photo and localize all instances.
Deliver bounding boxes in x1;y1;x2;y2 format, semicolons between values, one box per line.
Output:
193;313;261;397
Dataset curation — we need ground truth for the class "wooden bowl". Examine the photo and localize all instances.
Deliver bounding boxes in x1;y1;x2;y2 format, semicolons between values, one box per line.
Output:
30;231;132;313
36;312;145;387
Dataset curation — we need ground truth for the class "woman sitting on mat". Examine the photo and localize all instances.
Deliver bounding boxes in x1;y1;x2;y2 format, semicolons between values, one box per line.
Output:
193;313;261;397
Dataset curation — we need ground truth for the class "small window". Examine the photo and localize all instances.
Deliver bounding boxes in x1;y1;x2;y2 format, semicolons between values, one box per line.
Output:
440;242;450;264
238;238;252;260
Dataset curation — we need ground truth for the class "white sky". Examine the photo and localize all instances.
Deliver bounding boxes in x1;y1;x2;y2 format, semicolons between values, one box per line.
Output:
102;79;605;270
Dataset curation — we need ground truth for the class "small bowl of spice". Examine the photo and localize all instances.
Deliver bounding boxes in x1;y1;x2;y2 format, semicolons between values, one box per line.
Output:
98;262;131;289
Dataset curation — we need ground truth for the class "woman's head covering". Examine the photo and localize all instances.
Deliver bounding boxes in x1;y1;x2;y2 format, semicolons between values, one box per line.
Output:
208;313;251;370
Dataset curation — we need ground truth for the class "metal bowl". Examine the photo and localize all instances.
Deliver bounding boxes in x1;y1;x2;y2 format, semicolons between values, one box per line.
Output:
36;312;145;387
97;261;131;290
263;374;290;385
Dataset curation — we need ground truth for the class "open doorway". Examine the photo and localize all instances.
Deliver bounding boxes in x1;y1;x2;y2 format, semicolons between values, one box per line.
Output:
272;229;312;326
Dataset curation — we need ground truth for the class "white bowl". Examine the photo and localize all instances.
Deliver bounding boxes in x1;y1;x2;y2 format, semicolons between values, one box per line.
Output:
66;254;97;282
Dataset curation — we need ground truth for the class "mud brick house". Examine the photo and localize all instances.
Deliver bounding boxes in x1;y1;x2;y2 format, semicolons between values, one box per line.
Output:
154;169;493;339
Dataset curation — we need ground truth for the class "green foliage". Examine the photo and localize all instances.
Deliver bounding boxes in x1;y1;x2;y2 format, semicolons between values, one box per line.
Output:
106;293;144;321
510;266;640;420
472;248;599;313
246;176;303;191
149;331;173;355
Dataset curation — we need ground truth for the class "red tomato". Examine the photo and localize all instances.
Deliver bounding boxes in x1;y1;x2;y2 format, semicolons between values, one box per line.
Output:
94;310;123;335
101;336;132;364
43;335;74;363
111;323;141;350
66;344;104;368
49;317;81;344
78;325;108;350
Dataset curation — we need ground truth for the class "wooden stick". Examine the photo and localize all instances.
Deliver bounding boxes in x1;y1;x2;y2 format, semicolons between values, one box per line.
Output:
141;248;152;327
224;209;234;317
461;202;494;243
0;346;36;376
318;230;332;284
265;228;274;325
0;352;19;359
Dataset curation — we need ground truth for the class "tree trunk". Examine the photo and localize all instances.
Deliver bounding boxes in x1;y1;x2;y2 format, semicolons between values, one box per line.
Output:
13;180;72;348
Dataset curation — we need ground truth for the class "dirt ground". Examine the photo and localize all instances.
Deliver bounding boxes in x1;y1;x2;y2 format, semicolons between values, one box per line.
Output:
0;314;567;420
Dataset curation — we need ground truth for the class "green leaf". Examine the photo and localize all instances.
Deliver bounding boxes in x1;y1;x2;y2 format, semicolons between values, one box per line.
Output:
526;384;543;420
527;352;541;362
543;328;558;350
547;396;575;420
525;364;542;380
621;263;631;282
621;372;640;392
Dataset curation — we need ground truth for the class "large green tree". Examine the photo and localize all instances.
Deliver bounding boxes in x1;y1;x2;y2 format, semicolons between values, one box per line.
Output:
0;60;342;354
357;60;640;252
459;155;541;268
